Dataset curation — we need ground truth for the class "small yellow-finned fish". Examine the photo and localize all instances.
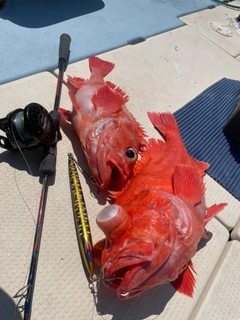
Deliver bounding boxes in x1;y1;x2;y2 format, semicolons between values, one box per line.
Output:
68;153;94;278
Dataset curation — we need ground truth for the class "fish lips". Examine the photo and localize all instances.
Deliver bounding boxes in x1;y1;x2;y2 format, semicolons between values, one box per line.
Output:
103;255;153;300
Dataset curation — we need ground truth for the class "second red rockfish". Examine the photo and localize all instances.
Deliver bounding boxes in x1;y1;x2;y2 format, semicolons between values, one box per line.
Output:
59;57;146;190
94;112;227;300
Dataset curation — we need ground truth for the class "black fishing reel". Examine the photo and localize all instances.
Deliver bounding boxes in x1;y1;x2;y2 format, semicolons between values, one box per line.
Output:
0;102;62;151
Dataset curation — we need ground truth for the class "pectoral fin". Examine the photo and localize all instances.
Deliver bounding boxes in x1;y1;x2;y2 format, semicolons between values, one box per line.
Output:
170;260;196;297
92;86;125;113
173;164;205;205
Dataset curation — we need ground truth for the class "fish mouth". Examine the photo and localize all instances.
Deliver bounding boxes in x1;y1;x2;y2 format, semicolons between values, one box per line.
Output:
95;162;125;190
110;165;124;186
103;258;152;300
107;161;126;190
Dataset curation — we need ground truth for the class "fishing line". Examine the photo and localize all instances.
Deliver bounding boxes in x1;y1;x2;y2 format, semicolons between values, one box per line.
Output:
11;127;38;224
73;156;98;187
88;273;127;320
72;156;107;202
89;279;100;320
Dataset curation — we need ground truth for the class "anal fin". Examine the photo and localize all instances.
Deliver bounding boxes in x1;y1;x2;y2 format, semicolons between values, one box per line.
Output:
58;108;72;122
204;203;228;225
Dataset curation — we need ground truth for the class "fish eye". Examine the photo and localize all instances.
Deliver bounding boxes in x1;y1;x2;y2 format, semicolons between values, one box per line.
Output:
126;148;138;162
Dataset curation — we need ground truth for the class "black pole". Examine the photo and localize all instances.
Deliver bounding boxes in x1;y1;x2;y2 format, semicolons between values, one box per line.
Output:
23;173;49;320
21;34;71;320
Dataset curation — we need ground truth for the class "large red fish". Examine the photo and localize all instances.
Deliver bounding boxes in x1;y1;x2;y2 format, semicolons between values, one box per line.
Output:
94;112;227;299
59;57;146;190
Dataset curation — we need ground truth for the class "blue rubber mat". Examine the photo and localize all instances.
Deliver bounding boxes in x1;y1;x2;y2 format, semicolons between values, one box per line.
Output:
0;0;215;84
174;78;240;201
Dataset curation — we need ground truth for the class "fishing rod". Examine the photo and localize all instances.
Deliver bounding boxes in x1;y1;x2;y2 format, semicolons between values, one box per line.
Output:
14;34;71;320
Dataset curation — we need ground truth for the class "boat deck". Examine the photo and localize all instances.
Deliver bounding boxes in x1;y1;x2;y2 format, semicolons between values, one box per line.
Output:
0;1;240;319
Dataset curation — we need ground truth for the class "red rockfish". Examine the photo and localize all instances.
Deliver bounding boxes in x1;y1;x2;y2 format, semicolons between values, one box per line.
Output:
59;57;146;190
94;112;227;299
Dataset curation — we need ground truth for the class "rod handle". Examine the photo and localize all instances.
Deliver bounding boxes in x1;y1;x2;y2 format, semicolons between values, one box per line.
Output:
59;33;71;61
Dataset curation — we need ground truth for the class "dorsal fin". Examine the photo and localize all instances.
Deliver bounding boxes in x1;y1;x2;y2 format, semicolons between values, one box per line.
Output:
91;86;125;113
170;260;196;297
135;120;147;149
89;56;114;77
173;164;205;205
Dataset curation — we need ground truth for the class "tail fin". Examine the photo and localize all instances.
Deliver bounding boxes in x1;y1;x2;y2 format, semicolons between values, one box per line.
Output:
89;56;115;77
147;112;180;139
148;112;209;175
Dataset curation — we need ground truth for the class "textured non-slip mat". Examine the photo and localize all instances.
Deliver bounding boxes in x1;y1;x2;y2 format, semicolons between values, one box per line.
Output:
174;78;240;201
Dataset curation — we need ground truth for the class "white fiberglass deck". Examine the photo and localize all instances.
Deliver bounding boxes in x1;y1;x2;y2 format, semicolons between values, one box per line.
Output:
0;2;240;320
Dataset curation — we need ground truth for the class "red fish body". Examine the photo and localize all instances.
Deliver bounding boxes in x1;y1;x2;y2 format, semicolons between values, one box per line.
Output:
59;57;146;190
94;112;227;299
